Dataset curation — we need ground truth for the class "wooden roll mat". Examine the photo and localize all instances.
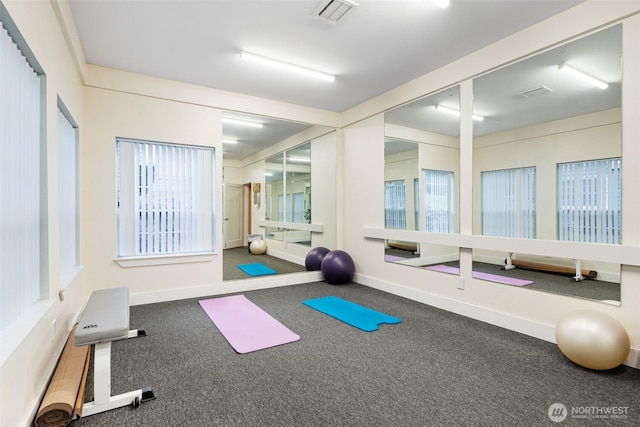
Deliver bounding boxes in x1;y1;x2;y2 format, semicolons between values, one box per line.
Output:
510;259;597;279
35;324;90;427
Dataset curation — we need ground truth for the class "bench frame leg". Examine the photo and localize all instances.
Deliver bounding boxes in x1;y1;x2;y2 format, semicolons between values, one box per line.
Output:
82;329;155;417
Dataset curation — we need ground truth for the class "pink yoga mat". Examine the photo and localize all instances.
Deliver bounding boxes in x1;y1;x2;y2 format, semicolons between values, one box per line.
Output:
199;295;300;353
425;264;533;286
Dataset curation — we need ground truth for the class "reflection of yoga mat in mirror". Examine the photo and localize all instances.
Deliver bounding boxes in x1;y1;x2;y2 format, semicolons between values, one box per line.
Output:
384;254;406;262
199;295;300;353
302;295;401;332
425;264;533;286
236;262;276;276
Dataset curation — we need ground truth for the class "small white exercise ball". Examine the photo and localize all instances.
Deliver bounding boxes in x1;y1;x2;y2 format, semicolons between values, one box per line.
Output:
249;238;267;255
555;310;630;370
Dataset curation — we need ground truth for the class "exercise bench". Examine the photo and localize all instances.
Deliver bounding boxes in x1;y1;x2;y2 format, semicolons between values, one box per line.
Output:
74;287;155;417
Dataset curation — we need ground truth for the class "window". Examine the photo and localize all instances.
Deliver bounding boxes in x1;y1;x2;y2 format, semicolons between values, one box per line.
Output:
424;169;455;233
58;103;79;280
481;167;536;238
292;192;304;223
384;180;406;229
0;19;44;332
116;138;215;257
557;158;621;244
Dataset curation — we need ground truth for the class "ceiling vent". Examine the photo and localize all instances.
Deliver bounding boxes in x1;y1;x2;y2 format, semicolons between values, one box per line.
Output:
314;0;358;24
520;86;552;98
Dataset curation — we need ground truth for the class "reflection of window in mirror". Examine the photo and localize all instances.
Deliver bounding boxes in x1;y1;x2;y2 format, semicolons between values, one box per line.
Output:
481;167;536;238
424;169;455;233
471;25;622;303
264;142;312;247
557;158;621;244
286;142;312;246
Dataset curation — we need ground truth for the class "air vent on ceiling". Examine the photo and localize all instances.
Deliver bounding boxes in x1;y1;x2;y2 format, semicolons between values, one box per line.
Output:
314;0;358;24
520;86;552;98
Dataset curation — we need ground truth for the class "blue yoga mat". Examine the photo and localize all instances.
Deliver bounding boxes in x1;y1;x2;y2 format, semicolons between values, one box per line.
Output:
236;263;277;276
302;296;401;332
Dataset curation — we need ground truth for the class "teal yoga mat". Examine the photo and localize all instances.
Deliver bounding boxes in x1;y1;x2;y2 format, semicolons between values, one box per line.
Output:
302;296;401;332
236;262;277;276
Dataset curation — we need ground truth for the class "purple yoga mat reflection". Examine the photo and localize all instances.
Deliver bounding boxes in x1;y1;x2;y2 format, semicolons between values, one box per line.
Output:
425;264;533;286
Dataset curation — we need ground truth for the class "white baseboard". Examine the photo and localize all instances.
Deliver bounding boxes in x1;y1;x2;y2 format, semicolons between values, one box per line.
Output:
264;248;305;266
353;272;640;369
390;254;458;268
129;271;322;306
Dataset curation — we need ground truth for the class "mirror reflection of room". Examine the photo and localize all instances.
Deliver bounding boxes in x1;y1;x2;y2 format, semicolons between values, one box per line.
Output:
469;25;622;303
222;114;335;281
383;86;461;271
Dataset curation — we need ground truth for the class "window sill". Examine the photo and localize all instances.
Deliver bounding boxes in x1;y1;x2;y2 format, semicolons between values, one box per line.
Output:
59;265;83;289
114;252;217;268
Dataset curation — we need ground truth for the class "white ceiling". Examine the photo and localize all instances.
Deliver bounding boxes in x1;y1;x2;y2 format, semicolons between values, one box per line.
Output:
68;0;588;160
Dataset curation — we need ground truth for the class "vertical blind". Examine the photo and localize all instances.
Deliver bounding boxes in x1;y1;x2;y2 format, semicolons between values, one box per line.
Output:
481;167;536;238
557;158;621;244
424;169;454;233
292;192;304;223
0;24;42;332
58;106;78;276
117;139;215;256
384;180;406;229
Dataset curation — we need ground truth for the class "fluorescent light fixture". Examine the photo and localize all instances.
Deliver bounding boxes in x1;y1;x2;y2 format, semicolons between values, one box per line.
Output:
435;104;484;122
222;117;263;129
240;51;335;82
287;156;311;163
558;63;608;90
432;0;450;9
265;172;273;177
222;138;238;144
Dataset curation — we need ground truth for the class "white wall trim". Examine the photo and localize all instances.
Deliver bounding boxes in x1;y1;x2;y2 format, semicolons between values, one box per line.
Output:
353;272;640;369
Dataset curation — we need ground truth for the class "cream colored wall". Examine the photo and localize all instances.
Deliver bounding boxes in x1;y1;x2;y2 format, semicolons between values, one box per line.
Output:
310;131;338;250
82;87;225;297
0;1;86;426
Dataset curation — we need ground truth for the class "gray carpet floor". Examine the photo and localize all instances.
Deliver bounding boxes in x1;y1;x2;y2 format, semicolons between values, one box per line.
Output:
70;282;639;427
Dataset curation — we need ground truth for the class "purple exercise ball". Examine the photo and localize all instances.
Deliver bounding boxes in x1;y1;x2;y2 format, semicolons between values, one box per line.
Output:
320;250;355;285
305;247;331;271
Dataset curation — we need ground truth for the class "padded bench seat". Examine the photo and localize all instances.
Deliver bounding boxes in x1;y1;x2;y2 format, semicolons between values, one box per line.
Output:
75;287;130;346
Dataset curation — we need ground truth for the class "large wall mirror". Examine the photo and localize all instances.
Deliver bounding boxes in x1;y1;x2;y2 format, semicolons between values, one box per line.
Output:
470;24;622;303
222;112;334;281
383;86;461;271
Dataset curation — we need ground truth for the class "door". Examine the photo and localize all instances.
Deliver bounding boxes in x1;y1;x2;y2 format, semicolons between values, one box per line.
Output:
223;184;243;249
